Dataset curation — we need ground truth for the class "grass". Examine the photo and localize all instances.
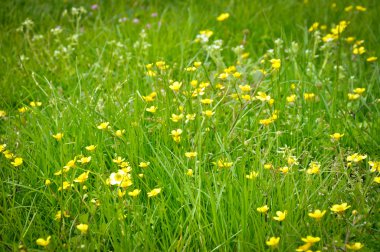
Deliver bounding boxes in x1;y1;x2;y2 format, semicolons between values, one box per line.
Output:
0;0;379;251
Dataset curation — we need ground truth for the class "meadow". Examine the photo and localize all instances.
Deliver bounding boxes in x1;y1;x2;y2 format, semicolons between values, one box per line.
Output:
0;0;379;251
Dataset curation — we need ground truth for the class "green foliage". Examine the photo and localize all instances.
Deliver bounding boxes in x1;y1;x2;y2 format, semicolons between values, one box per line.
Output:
0;0;379;251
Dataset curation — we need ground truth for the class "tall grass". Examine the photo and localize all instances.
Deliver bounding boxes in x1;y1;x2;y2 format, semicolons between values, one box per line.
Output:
0;0;379;251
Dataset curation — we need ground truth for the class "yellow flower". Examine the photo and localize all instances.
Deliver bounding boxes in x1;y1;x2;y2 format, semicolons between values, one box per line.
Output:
117;189;126;198
30;101;42;107
36;236;51;247
215;83;225;90
128;189;141;197
45;179;51;186
355;6;366;12
54;211;62;221
353;46;365;55
246;171;259;179
323;33;336;43
139;162;150;168
373;177;380;184
287;156;298;166
306;162;320;175
257;205;269;213
169;81;182;92
194;30;213;43
78;156;91;164
241;94;251;101
185;114;196;123
185;152;197;158
119;161;131;170
193;61;202;67
308;209;326;220
346;242;364;250
55;210;70;221
74;171;90;183
190;80;198;87
239;84;251;92
142;91;157;102
270;59;281;70
185;66;196;72
146;106;158;113
112;156;125;164
286;94;296;103
366;56;377;62
170;113;184;122
147;188;161;197
170;128;182;143
52;133;64;141
230;93;239;100
214;159;233;169
76;223;89;234
155;61;167;69
308;22;319;32
186;169;193;176
201;98;213;105
296;242;312;252
120;178;133;188
115;129;125;137
304;93;315;101
18;106;28;113
255;91;271;102
57;160;75;174
85;145;97;151
347;153;367;163
58;181;72;191
348;93;360;100
344;5;353;12
54;169;64;176
266;237;280;247
301;236;320;244
90;198;101;206
3;150;14;159
233;72;241;78
264;163;273;169
259;118;274;126
330;203;351;214
273;210;287;221
346;37;356;43
331;20;349;35
109;170;130;185
218;72;229;80
66;159;76;168
330;133;344;141
278;166;289;174
11;157;23;167
97;122;110;130
369;161;380;172
200;30;213;38
202;110;214;117
0;110;6;117
242;52;250;59
353;88;365;95
217;13;230;22
224;66;236;73
146;63;153;69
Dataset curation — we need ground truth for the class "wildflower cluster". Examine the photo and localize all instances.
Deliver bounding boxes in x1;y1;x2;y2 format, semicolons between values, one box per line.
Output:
1;2;378;251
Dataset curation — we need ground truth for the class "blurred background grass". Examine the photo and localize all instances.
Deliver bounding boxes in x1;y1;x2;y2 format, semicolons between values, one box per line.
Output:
1;0;379;106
